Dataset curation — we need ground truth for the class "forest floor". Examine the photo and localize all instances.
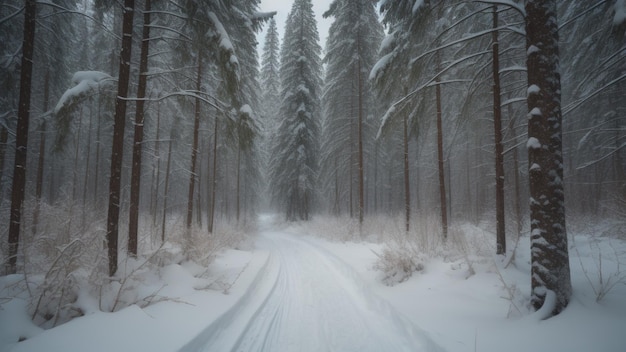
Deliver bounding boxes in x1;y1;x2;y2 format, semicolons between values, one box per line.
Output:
1;214;626;351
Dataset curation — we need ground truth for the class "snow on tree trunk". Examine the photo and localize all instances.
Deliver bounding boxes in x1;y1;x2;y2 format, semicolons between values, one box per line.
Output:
525;0;572;316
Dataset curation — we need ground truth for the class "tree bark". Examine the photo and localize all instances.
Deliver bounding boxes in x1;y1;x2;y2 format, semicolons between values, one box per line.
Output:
105;0;135;277
525;0;571;316
33;70;50;235
208;114;218;233
434;0;447;240
151;101;161;228
236;144;241;223
0;125;8;193
492;6;506;255
7;0;36;274
94;93;102;208
128;0;152;256
186;54;202;229
435;60;448;240
161;136;173;243
357;47;364;227
403;111;410;233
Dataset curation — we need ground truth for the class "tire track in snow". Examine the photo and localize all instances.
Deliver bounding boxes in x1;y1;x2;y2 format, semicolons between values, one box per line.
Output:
182;230;445;352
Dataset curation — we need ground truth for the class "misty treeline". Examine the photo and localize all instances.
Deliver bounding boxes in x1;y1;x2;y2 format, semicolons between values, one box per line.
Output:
0;0;624;319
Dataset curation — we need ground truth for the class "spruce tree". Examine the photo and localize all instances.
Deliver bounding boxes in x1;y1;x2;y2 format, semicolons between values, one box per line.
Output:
259;18;281;207
320;0;383;223
260;18;281;128
269;0;322;221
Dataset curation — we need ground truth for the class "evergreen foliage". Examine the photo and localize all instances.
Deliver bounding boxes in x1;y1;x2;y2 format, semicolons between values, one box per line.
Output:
269;0;322;221
320;0;383;220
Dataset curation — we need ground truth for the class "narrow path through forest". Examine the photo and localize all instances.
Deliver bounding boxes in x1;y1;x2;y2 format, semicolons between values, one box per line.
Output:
180;221;443;352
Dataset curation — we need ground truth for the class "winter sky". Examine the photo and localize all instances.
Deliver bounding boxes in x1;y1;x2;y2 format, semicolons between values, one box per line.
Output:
258;0;334;54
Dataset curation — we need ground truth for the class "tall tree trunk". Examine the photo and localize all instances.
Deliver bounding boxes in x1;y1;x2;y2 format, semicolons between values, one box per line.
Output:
357;51;364;226
373;143;378;214
507;102;523;237
33;70;50;235
206;132;211;229
525;0;571;317
334;157;340;215
492;6;506;255
106;0;135;277
7;0;36;274
349;98;354;219
67;108;84;238
403;111;410;233
0;125;8;193
236;144;241;223
81;97;94;228
435;58;448;240
434;0;447;240
128;0;152;256
151;101;161;228
414;146;421;215
208;115;218;234
161;137;173;243
186;55;202;229
94;93;102;208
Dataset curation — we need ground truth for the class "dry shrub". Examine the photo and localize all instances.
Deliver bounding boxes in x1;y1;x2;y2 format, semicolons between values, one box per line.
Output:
1;200;256;331
373;244;425;286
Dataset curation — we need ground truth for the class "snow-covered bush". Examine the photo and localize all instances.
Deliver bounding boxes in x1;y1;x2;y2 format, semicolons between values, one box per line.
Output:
373;244;424;286
0;198;256;331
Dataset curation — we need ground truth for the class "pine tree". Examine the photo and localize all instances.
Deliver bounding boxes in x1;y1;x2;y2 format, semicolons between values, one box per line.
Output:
269;0;322;221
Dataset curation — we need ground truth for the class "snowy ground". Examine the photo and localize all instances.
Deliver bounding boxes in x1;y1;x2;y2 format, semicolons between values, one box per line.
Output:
1;214;625;351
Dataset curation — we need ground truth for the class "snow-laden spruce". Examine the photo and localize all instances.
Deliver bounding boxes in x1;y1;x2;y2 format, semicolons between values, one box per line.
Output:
268;0;322;221
319;0;383;221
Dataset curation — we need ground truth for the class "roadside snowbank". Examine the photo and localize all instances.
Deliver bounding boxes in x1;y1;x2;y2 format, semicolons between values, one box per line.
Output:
1;249;268;352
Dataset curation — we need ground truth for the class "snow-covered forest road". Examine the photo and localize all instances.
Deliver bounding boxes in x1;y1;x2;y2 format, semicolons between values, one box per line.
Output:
181;226;442;352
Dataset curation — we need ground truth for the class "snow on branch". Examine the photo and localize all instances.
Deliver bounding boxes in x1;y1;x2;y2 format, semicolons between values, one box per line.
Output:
576;140;626;170
563;72;626;116
54;71;115;115
390;50;491;111
207;11;235;53
118;90;225;111
370;52;394;81
411;25;523;66
253;11;277;21
559;0;609;30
